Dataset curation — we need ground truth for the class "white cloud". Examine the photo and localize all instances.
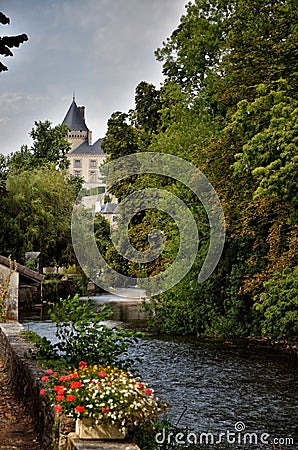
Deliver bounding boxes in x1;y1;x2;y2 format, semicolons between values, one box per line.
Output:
0;0;187;154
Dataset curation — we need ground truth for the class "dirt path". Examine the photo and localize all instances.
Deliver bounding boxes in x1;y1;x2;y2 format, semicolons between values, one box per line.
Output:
0;358;40;450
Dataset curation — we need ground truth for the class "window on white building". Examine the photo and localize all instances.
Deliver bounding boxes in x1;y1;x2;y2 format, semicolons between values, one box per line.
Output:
89;171;97;183
74;170;81;177
89;159;97;168
74;159;81;168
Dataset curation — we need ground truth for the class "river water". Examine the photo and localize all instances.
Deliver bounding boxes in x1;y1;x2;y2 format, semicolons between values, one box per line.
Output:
19;293;298;449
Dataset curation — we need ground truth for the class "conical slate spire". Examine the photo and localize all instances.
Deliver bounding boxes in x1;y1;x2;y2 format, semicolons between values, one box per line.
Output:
62;98;89;131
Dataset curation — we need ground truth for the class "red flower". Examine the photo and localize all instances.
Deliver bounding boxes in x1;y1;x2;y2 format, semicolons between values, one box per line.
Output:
70;381;82;389
41;376;49;382
54;386;66;393
75;406;85;413
55;405;63;412
145;388;153;396
40;389;46;396
53;372;58;378
66;395;76;402
56;395;65;402
98;371;107;378
78;361;87;369
101;406;110;413
136;382;143;390
71;373;78;378
59;376;66;381
46;369;53;375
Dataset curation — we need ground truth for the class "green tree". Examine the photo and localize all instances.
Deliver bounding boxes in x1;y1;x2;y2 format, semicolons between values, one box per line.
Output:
98;0;298;341
155;0;230;97
0;12;28;72
216;0;298;106
7;121;71;171
134;81;162;133
226;80;298;322
4;165;78;266
254;268;298;340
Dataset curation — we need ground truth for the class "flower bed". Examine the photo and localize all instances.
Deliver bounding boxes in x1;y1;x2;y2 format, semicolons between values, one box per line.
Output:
40;361;167;435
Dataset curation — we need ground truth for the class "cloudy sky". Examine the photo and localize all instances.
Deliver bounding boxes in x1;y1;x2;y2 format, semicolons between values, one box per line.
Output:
0;0;187;155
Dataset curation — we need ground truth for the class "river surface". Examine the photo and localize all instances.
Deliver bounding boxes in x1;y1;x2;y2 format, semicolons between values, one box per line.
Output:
19;293;298;449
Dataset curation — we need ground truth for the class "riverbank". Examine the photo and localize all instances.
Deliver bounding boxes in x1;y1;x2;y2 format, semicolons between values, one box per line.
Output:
20;298;298;445
239;335;298;356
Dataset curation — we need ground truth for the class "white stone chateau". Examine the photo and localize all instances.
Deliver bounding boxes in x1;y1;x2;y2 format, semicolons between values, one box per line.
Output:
62;97;118;220
62;96;107;193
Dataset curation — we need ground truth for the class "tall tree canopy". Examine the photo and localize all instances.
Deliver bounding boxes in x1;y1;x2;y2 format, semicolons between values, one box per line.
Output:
7;121;71;171
0;121;81;267
101;0;298;340
4;165;78;266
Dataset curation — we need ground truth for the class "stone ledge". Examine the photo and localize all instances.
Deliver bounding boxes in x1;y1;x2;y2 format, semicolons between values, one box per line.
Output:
67;433;140;450
0;322;54;450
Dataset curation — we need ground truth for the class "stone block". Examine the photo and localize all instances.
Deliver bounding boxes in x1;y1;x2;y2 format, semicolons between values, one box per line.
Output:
67;433;140;450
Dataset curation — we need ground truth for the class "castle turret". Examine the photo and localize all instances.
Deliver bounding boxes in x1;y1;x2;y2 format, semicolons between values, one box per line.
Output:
62;96;106;192
62;96;92;149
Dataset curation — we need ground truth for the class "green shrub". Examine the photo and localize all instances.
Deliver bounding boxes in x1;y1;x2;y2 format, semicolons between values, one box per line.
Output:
24;294;142;370
254;268;298;340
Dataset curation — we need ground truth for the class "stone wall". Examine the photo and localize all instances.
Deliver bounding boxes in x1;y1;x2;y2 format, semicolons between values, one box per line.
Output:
0;323;141;450
0;264;19;320
0;322;54;449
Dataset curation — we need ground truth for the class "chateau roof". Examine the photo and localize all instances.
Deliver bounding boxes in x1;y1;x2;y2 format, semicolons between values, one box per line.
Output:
62;98;89;131
69;138;104;155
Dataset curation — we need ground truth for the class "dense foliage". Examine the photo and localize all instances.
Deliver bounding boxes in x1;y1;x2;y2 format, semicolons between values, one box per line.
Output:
0;121;81;266
102;0;298;341
1;0;297;342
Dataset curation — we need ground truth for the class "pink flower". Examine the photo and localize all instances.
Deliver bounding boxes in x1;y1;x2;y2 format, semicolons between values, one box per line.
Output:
46;369;53;375
75;406;85;413
40;389;46;396
41;376;49;382
98;371;107;378
55;405;63;412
